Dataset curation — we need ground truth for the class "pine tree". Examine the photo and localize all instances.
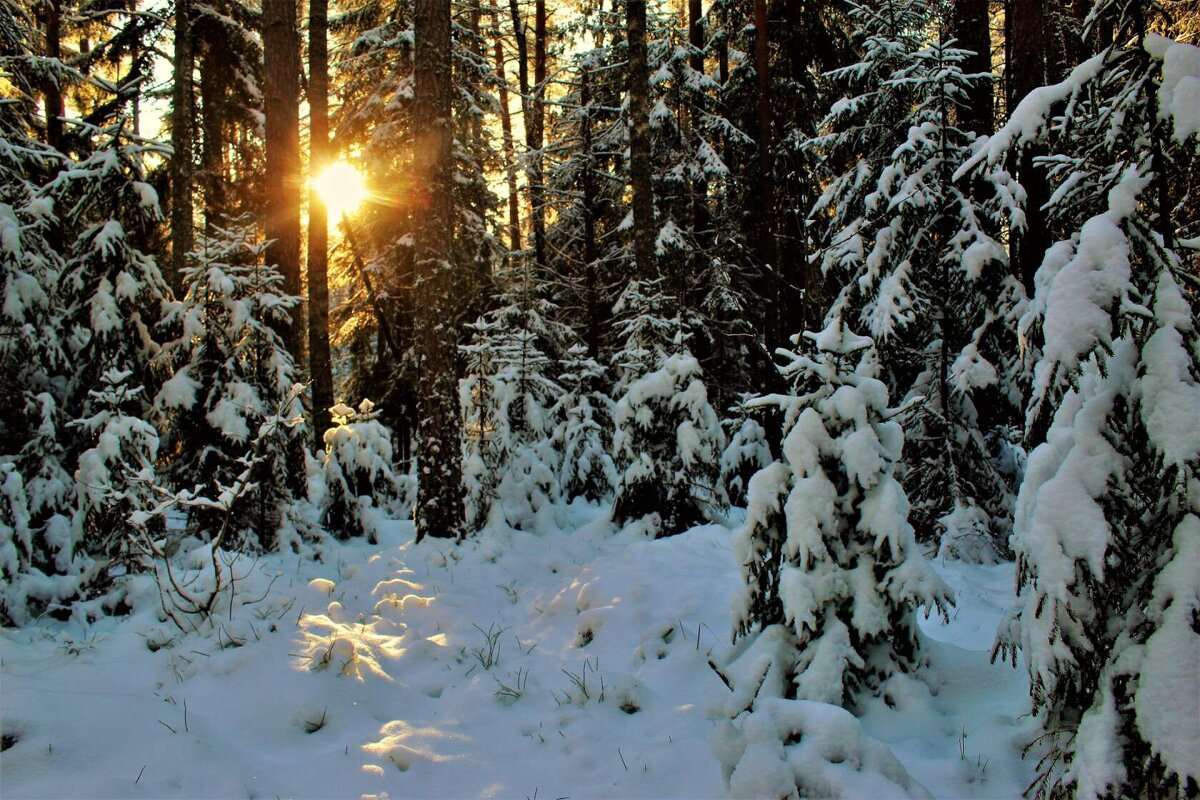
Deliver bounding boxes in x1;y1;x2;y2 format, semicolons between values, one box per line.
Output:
732;318;952;706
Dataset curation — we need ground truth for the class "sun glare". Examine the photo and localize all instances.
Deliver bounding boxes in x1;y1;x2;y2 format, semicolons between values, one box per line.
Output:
315;161;369;218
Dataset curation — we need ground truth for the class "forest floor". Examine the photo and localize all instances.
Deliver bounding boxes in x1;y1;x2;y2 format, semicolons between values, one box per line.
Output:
1;504;1038;799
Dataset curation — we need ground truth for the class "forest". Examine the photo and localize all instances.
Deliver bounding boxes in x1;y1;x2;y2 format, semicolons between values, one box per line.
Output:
0;0;1198;797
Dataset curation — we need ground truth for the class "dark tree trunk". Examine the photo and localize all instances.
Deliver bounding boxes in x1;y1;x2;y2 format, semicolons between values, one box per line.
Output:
43;0;64;151
491;18;522;253
170;0;194;292
198;48;225;230
412;0;465;540
307;0;334;443
953;0;993;135
1008;0;1049;297
627;0;655;279
262;0;304;359
508;0;547;269
494;30;522;252
754;0;779;348
580;65;600;358
531;0;547;271
688;0;710;261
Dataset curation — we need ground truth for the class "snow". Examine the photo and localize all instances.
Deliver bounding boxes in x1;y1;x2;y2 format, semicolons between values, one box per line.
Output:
1145;35;1200;143
0;509;1036;799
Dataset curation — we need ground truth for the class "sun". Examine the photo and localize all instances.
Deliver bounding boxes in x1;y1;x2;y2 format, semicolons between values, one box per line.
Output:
314;161;369;218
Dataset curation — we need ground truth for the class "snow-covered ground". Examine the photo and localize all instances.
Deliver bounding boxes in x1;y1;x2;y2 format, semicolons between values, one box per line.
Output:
1;505;1036;799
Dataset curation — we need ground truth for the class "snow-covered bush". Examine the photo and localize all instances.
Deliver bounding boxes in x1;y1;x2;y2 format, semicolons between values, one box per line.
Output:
612;352;725;536
155;220;306;549
733;319;951;706
973;12;1200;796
321;400;405;542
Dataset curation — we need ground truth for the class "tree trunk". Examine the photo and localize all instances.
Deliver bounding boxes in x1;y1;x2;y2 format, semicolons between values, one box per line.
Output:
627;0;655;279
262;0;304;359
688;0;709;228
1008;0;1048;297
43;0;64;151
953;0;993;135
413;0;465;540
199;47;225;231
531;0;547;272
307;0;334;444
580;65;600;358
170;0;195;292
754;0;779;348
492;24;521;252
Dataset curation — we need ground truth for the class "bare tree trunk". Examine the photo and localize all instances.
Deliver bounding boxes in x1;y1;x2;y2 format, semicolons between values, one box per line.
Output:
262;0;304;359
627;0;655;279
413;0;464;541
580;64;600;358
953;0;993;134
170;0;194;292
530;0;548;272
508;0;547;269
754;0;779;348
43;0;64;151
199;47;224;231
687;0;710;264
1008;0;1048;296
307;0;334;443
492;24;522;252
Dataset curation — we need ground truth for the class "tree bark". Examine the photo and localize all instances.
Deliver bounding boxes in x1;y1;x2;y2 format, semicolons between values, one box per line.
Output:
307;0;334;443
198;47;225;231
627;0;655;279
491;24;522;252
687;0;710;255
754;0;779;347
1008;0;1049;296
580;64;600;358
530;0;548;272
170;0;195;292
42;0;64;151
262;0;304;359
413;0;465;540
953;0;993;135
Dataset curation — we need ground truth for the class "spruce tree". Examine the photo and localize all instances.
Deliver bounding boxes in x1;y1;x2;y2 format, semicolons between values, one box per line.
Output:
968;4;1200;795
807;0;1024;559
155;220;305;549
732;318;951;705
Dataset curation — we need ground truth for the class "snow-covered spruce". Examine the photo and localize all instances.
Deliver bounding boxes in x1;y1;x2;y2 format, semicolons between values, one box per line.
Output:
71;369;162;597
806;0;1024;560
732;319;951;708
720;404;774;508
155;220;306;549
974;14;1200;798
321;400;409;543
459;274;568;532
1;110;167;622
553;345;617;503
611;348;725;537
